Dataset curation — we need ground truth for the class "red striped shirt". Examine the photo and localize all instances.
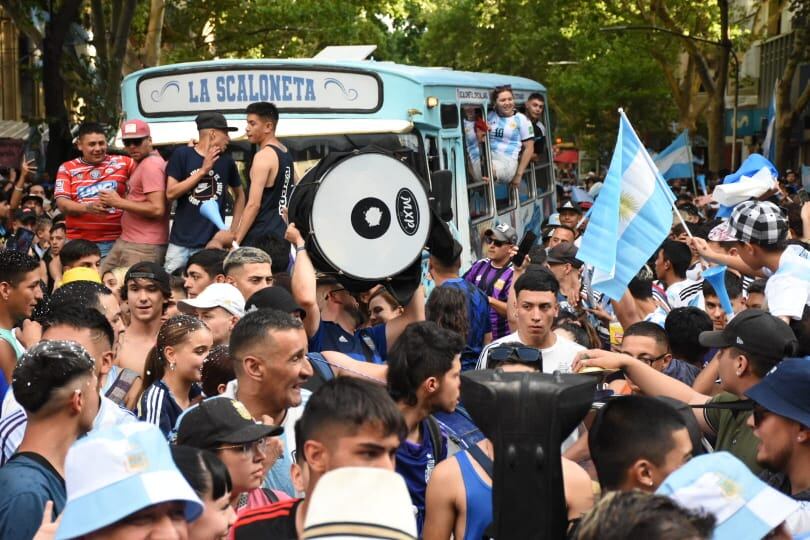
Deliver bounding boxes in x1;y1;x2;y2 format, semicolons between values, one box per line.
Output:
54;155;135;242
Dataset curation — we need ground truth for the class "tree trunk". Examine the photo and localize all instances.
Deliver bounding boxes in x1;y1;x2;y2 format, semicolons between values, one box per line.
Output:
144;0;166;67
43;0;83;181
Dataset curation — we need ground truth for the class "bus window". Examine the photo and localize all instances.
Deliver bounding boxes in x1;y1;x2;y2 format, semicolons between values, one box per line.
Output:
461;105;492;221
426;135;441;172
517;168;534;204
534;163;553;194
494;183;515;214
281;132;429;181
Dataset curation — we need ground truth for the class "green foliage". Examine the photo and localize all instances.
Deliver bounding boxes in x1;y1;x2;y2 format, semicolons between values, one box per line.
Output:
417;0;677;158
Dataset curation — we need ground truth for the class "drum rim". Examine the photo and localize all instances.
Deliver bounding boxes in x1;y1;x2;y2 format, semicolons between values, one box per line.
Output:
305;151;431;281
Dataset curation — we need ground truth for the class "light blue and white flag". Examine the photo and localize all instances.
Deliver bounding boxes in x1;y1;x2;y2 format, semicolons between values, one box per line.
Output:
578;110;676;300
696;174;707;196
762;83;777;162
654;130;693;180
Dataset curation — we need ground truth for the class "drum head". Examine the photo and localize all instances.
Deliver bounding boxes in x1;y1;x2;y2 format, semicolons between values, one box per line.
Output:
310;153;430;280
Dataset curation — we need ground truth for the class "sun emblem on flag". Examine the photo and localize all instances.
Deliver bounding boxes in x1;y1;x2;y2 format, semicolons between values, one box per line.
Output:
618;190;640;222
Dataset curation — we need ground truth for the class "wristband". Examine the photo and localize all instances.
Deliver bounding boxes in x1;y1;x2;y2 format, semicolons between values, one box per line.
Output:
296;245;306;253
13;186;23;192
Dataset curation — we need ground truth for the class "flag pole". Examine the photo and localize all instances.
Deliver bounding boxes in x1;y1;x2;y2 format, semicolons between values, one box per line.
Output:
618;108;694;239
686;130;698;196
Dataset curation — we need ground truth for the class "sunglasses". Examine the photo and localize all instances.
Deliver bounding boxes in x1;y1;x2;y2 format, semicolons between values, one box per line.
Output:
494;84;513;92
484;236;507;247
217;437;268;456
487;345;542;365
752;404;770;428
122;137;146;147
621;352;668;366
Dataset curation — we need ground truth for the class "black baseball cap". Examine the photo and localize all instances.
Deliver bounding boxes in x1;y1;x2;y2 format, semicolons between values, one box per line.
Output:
13;208;37;224
546;242;583;268
246;286;306;319
698;309;797;360
176;397;282;448
125;261;171;294
21;194;44;207
195;112;237;132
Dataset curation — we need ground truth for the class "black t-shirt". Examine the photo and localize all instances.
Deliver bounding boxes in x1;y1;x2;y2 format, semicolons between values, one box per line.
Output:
165;146;241;248
233;498;301;540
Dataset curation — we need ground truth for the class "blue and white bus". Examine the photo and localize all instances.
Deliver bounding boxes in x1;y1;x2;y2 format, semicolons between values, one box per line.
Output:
119;52;556;266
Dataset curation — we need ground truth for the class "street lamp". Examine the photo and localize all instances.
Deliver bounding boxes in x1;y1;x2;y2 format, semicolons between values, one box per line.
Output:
601;25;740;170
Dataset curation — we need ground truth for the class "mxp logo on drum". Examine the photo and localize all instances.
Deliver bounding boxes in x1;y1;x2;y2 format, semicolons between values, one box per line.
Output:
395;188;420;236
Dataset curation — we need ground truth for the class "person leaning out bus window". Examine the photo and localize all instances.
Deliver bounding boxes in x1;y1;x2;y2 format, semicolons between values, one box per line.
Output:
486;85;534;187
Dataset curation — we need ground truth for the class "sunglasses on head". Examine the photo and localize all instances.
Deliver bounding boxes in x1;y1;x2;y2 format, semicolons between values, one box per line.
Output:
123;137;146;147
487;345;542;365
494;84;513;92
484;236;507;247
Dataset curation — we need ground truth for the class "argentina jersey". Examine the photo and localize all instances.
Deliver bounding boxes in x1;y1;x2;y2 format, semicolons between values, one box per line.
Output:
487;111;532;161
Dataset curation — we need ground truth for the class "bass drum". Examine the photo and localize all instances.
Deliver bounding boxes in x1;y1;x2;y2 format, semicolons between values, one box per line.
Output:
289;150;431;282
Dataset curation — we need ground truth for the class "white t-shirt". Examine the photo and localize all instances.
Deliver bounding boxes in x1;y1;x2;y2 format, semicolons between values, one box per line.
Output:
0;389;135;466
475;331;585;372
665;279;703;308
223;379;310;497
763;244;810;320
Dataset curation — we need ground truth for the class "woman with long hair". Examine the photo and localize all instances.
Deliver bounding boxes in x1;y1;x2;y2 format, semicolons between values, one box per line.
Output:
137;314;212;436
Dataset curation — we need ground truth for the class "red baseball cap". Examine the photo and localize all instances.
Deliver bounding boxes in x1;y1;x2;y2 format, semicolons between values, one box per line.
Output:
120;119;150;139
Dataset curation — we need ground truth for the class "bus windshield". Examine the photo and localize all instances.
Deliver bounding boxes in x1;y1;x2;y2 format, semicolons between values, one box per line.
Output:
280;131;427;181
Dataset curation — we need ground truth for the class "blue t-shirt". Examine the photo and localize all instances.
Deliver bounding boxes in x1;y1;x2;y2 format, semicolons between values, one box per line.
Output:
440;278;492;371
165;146;242;248
395;418;448;535
0;452;66;539
308;320;388;364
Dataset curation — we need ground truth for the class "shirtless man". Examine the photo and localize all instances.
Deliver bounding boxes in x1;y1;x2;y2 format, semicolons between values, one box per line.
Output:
234;101;295;246
116;261;170;408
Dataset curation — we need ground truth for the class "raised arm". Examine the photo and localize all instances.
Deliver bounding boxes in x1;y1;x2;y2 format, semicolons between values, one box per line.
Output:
287;223;321;337
166;147;219;201
385;285;425;351
573;349;713;433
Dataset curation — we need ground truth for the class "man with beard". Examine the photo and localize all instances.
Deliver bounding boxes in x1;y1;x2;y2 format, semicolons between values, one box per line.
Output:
288;224;424;363
746;358;810;532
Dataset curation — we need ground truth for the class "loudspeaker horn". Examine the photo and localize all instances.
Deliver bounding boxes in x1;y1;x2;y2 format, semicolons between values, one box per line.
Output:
702;265;734;315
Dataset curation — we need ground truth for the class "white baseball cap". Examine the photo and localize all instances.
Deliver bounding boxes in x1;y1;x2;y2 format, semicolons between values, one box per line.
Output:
56;423;202;539
178;283;245;317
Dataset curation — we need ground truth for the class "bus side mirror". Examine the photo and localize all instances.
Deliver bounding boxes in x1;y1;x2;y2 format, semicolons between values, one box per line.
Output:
429;169;453;222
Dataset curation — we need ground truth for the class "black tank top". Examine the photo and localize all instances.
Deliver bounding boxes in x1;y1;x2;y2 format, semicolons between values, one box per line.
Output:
243;144;294;244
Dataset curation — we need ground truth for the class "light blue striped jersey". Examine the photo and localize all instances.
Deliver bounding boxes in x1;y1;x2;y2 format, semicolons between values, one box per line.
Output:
487;111;532;160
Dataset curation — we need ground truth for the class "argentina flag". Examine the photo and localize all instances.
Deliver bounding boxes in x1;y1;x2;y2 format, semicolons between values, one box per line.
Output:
654;130;693;180
577;110;676;300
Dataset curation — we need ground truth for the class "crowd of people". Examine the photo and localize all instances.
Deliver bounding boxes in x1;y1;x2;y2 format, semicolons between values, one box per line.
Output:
0;90;809;540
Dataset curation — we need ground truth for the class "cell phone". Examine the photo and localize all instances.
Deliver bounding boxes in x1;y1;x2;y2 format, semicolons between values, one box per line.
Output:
512;231;538;267
9;228;34;255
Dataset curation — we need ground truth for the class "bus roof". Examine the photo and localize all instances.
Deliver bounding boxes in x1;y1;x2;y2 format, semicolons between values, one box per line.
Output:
122;58;546;93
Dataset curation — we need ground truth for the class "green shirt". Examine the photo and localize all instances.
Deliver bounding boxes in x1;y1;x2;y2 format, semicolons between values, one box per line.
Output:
704;392;761;474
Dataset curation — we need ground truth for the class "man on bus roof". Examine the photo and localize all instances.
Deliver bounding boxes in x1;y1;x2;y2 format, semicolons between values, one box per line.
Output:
164;112;246;273
232;101;296;247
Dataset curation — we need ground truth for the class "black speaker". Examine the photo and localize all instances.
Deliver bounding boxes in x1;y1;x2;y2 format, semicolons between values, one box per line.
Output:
461;370;597;539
